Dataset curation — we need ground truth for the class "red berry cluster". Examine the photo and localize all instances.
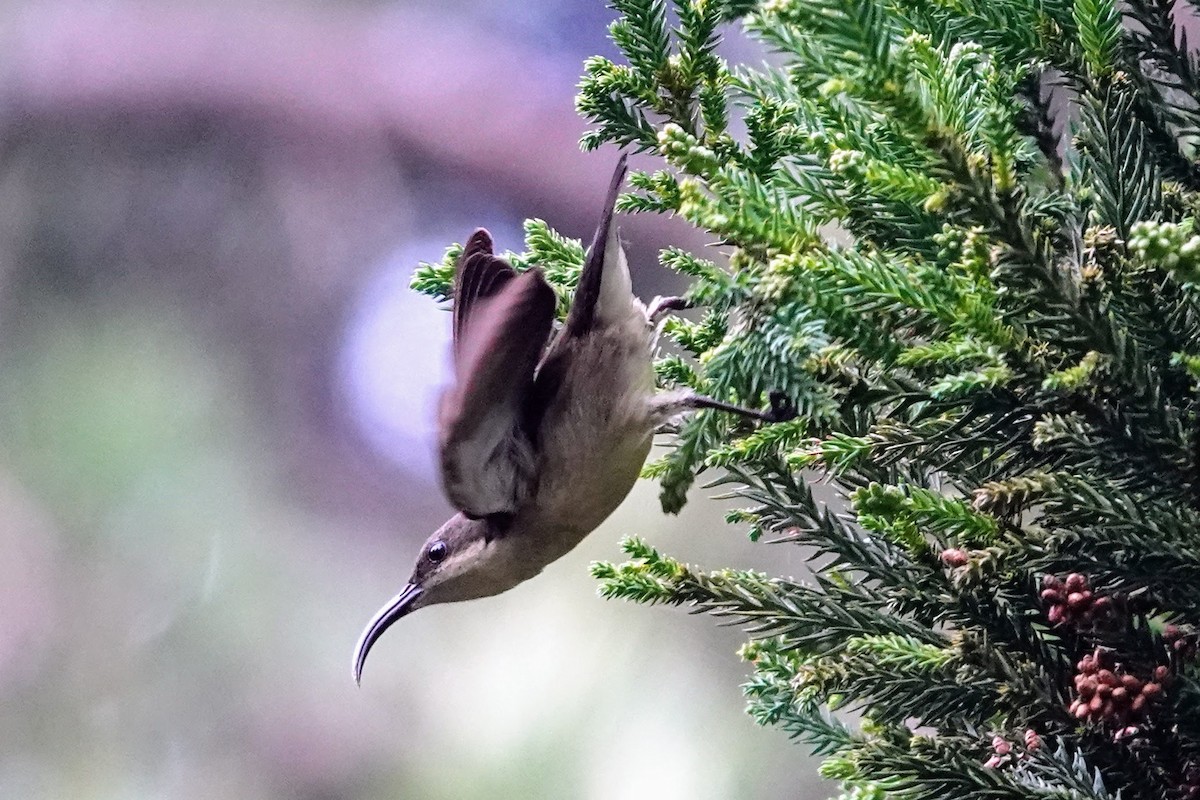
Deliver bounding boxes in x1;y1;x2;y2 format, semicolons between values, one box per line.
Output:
1041;573;1114;627
1069;649;1166;731
1165;624;1199;661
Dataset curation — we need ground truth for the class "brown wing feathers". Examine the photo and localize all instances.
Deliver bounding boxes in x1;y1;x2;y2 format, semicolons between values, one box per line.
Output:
439;156;627;517
440;228;556;518
452;229;517;356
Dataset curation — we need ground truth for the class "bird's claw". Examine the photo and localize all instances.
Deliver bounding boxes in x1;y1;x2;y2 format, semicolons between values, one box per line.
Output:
763;390;798;423
647;295;692;325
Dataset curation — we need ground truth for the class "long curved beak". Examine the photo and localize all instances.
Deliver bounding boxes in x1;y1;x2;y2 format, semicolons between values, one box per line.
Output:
353;583;423;685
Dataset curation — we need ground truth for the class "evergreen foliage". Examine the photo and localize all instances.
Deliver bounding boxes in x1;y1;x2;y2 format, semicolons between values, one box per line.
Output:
413;0;1200;796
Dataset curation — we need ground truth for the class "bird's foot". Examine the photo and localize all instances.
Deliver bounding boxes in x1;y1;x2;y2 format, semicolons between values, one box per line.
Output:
650;389;797;425
763;390;798;423
646;295;692;326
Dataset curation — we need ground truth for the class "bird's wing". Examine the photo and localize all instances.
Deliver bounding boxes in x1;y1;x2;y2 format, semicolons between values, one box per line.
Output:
452;229;517;357
439;241;556;518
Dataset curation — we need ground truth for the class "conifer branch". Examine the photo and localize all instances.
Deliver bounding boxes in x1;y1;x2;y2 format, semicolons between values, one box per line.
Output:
417;1;1200;795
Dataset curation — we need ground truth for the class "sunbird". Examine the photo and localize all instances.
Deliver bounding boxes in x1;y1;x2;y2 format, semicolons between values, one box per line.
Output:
354;155;790;683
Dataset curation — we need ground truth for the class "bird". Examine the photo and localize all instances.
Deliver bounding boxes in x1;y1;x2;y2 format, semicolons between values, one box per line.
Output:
353;155;791;683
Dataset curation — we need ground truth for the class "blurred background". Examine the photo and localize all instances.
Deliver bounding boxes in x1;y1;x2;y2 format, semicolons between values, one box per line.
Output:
0;1;823;797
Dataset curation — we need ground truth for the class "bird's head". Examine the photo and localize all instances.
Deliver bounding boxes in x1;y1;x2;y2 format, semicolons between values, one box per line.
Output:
353;513;515;683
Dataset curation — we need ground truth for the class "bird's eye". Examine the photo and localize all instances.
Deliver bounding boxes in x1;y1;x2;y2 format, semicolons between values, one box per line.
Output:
427;541;448;564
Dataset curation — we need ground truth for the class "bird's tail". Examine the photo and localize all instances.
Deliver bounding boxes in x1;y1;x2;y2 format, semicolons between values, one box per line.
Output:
564;154;630;336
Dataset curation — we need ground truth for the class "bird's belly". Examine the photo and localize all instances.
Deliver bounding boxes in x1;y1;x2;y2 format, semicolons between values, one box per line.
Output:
545;425;652;534
528;319;655;554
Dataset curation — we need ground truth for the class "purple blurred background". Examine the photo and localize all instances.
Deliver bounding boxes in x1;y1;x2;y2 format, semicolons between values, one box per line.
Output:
0;2;821;797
